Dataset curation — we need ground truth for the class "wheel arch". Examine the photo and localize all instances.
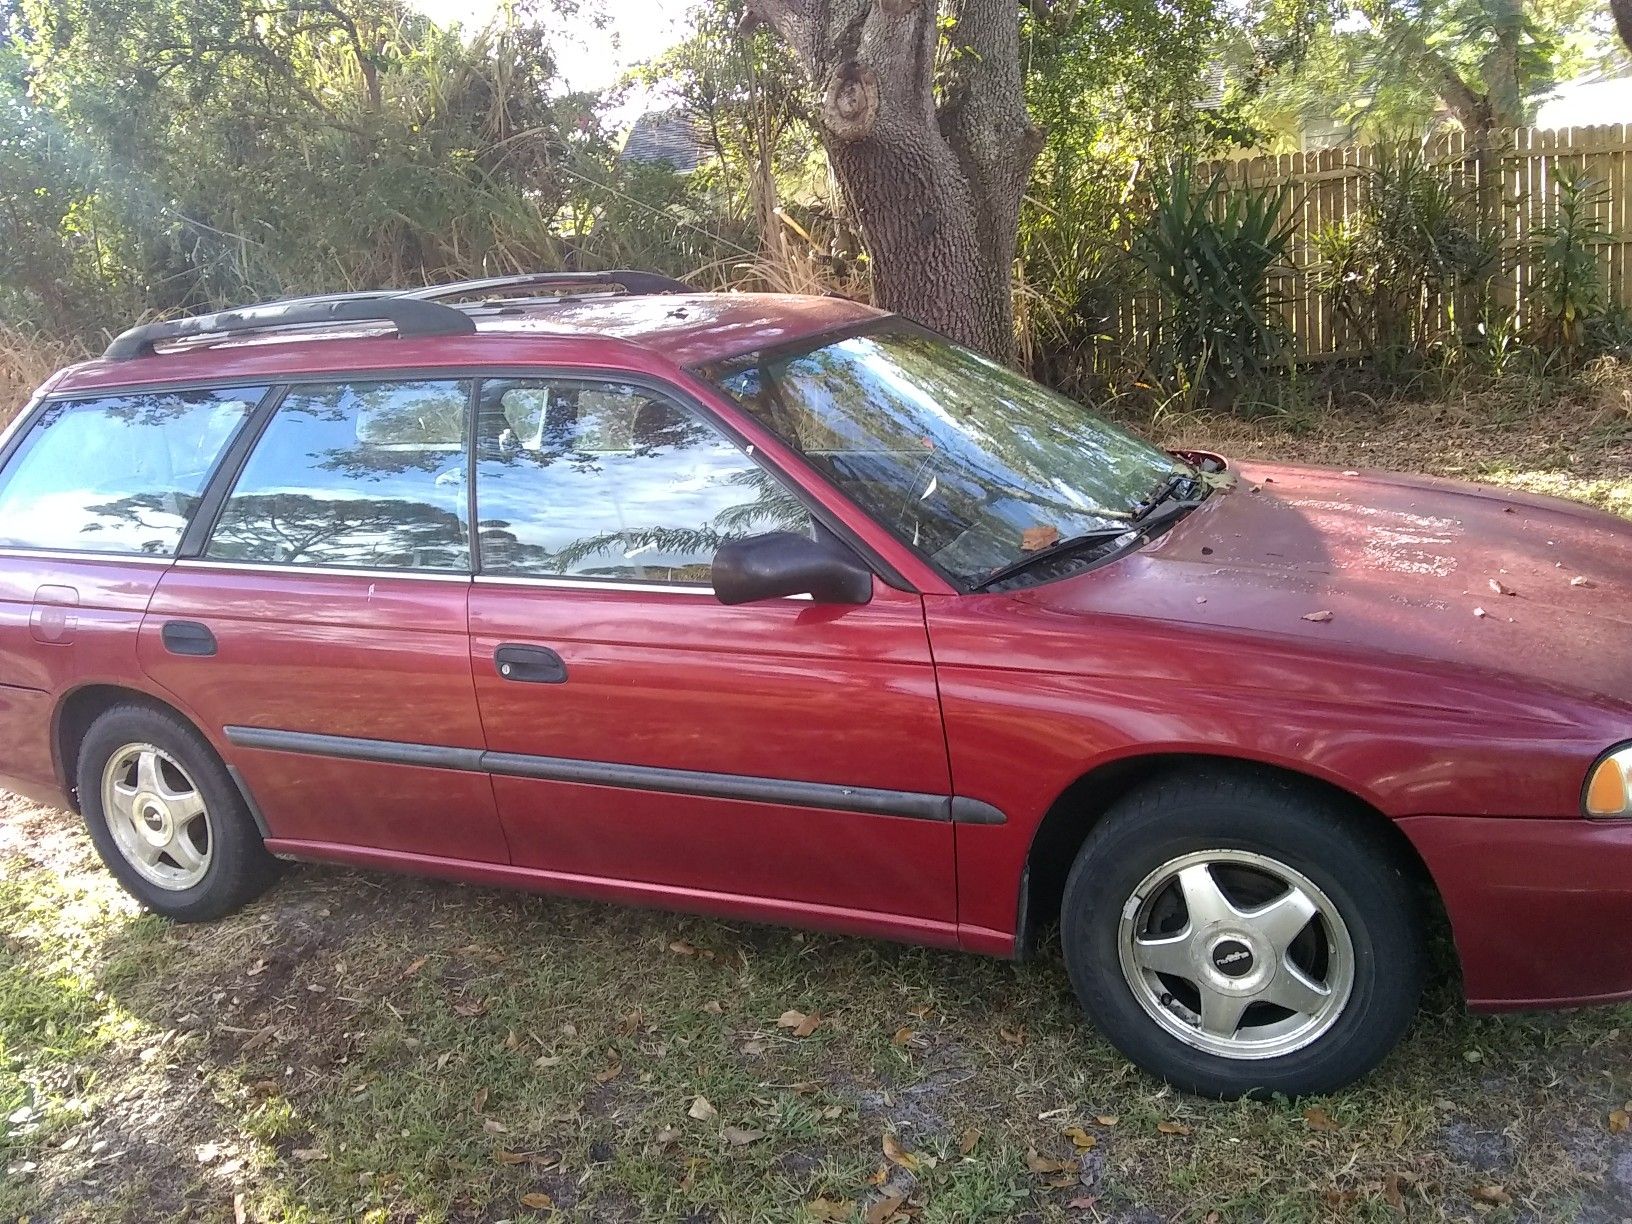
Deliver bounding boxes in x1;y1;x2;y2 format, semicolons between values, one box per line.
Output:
1016;751;1448;964
53;683;218;810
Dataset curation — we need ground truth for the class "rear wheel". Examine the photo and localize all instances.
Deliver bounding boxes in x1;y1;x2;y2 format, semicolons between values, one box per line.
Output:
76;704;280;921
1061;771;1424;1097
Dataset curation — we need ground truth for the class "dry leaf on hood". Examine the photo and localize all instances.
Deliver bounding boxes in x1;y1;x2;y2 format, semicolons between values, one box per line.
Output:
1020;525;1061;552
1302;610;1333;622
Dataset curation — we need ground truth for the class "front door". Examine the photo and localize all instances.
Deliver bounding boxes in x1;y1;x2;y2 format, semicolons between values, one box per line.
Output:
466;375;957;935
139;376;508;864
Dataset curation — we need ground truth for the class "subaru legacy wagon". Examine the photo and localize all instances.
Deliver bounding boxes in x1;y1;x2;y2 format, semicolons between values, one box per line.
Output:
2;271;1630;1098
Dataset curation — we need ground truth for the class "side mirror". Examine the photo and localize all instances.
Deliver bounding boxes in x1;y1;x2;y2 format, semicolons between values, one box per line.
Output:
712;531;874;606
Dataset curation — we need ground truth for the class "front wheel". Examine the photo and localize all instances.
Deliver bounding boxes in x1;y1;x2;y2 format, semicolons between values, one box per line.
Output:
1061;771;1425;1097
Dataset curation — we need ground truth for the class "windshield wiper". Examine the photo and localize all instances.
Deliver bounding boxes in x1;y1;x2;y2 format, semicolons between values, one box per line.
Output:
1131;470;1205;521
972;496;1205;592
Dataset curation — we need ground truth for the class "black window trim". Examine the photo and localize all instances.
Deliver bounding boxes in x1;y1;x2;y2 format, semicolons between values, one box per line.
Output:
29;366;919;593
0;382;279;564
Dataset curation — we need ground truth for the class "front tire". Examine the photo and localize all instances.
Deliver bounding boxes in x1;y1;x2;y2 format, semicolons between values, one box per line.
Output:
76;703;280;922
1060;770;1424;1097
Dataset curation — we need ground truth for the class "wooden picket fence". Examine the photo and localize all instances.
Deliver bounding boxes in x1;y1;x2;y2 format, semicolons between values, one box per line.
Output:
1109;124;1632;363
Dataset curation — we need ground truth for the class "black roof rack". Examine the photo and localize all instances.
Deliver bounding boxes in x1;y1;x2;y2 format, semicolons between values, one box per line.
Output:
404;270;692;301
102;269;693;361
103;297;478;361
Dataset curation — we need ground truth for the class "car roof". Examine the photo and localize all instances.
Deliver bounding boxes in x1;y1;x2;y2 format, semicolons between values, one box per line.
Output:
47;292;888;397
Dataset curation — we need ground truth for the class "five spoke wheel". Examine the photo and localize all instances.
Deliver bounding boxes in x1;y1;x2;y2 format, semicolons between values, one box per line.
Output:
101;743;213;891
1116;849;1354;1060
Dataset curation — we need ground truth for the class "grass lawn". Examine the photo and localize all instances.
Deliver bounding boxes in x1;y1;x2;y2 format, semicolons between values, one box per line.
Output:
3;390;1632;1223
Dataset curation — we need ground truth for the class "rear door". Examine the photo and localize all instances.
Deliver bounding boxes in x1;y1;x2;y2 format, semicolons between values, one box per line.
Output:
0;385;263;804
138;376;508;864
466;374;957;935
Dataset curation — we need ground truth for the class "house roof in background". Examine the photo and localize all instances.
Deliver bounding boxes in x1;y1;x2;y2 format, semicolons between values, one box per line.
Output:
620;109;707;172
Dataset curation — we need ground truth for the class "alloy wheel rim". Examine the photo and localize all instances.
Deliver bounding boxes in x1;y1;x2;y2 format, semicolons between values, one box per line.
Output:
1115;849;1355;1060
100;743;213;891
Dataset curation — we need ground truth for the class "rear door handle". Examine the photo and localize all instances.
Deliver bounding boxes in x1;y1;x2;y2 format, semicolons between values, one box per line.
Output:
494;644;567;684
162;621;218;657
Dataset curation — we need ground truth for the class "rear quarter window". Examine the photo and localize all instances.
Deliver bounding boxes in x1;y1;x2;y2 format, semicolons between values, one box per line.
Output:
0;387;264;557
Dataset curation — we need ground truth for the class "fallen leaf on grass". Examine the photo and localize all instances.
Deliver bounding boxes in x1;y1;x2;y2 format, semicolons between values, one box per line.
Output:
808;1197;854;1221
291;1148;327;1162
234;1192;247;1224
882;1133;919;1171
864;1194;906;1224
1095;1114;1119;1127
1303;1106;1340;1132
533;1055;561;1069
722;1126;765;1146
742;1039;769;1055
520;1191;555;1210
778;1010;823;1038
908;1002;934;1020
1062;1125;1097;1149
483;1118;508;1134
495;1150;530;1165
453;997;488;1018
958;1127;981;1156
1067;1197;1097;1212
688;1095;717;1121
999;1026;1026;1045
655;1126;681;1144
247;1079;281;1098
593;1060;622;1084
1471;1184;1511;1206
473;1087;489;1114
1156;1120;1192;1136
891;1026;915;1047
1024;1148;1074;1174
702;1001;723;1015
1609;1108;1629;1133
821;1105;844;1120
1302;610;1333;622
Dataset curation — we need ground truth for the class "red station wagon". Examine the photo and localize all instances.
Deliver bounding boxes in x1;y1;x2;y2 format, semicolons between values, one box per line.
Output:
3;272;1630;1097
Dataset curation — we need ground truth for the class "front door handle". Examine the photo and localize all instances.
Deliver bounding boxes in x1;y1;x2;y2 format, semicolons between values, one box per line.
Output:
494;644;567;684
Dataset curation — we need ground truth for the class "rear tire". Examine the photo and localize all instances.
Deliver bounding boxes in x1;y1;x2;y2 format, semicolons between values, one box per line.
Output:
1060;770;1424;1098
76;703;281;922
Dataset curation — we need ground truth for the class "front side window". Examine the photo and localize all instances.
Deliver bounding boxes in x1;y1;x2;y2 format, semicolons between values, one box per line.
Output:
475;379;812;584
207;380;471;572
0;387;262;557
710;328;1189;587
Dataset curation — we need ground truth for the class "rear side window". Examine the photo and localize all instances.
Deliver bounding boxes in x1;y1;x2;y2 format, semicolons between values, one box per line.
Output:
206;379;472;572
0;387;263;557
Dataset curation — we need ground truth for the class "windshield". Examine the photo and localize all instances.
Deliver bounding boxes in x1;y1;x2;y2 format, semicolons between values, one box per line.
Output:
711;326;1190;587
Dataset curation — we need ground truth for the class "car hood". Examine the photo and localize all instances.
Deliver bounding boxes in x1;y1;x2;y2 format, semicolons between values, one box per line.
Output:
1020;460;1632;710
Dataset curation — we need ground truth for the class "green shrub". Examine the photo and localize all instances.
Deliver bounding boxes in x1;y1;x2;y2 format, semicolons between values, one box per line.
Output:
1136;157;1295;409
1531;167;1612;358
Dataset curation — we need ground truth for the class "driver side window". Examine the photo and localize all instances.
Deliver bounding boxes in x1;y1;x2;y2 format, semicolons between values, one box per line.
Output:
206;379;473;572
474;378;813;585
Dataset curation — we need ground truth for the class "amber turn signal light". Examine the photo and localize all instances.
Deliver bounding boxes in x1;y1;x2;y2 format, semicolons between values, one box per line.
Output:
1585;748;1632;818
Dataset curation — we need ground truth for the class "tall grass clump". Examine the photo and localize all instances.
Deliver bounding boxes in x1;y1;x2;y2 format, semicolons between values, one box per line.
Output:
1136;157;1295;410
0;326;77;425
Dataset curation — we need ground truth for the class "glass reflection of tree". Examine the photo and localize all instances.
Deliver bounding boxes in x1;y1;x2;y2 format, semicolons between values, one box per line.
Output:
210;493;468;569
77;493;202;555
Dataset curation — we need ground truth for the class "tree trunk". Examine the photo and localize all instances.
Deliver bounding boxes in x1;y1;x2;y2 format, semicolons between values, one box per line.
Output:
1614;0;1632;55
746;0;1043;361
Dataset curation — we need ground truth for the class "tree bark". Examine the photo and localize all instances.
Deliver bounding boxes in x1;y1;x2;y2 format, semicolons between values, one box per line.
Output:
1614;0;1632;55
746;0;1044;361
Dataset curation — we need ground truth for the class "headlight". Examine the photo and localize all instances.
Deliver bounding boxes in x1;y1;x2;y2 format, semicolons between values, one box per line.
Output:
1585;746;1632;818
